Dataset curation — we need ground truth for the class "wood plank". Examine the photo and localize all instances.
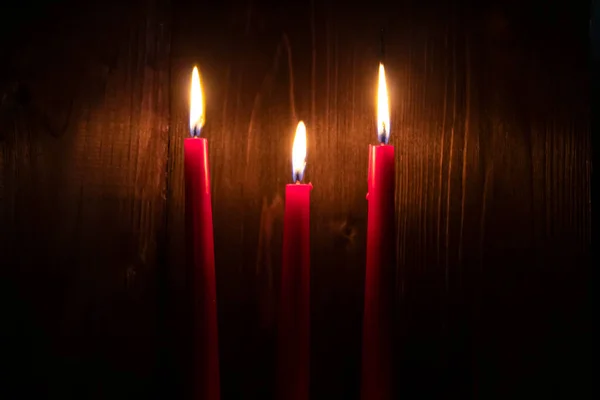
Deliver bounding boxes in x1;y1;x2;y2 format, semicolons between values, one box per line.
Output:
0;0;591;398
167;0;590;398
1;0;170;397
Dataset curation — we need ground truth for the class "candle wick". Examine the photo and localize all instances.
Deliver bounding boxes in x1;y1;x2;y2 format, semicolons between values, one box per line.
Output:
293;171;304;184
191;126;202;138
379;123;388;145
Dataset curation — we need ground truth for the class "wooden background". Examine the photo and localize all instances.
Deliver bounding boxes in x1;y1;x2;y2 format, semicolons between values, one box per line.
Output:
0;0;592;398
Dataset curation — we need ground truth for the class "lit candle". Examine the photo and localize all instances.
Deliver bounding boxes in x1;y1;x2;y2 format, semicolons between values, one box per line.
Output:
361;63;395;400
278;121;312;400
185;66;220;400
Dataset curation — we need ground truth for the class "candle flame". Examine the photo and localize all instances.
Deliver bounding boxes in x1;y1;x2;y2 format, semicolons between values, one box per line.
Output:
377;63;390;144
190;66;205;137
292;121;307;182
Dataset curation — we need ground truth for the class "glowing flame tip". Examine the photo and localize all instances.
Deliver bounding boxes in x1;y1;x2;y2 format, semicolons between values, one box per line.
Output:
190;66;205;137
377;62;390;144
292;121;307;182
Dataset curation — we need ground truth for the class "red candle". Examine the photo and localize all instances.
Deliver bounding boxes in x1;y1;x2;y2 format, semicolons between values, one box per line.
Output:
185;66;220;400
278;121;312;400
361;63;395;400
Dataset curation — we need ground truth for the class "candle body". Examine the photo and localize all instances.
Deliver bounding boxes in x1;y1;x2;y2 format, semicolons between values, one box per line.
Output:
184;138;220;400
278;183;312;400
362;144;395;400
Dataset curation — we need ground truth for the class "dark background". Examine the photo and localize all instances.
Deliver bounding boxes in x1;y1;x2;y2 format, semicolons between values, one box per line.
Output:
0;0;592;398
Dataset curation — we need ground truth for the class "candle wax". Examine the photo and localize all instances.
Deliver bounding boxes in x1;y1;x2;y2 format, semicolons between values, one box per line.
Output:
184;137;220;400
362;143;395;400
278;183;312;400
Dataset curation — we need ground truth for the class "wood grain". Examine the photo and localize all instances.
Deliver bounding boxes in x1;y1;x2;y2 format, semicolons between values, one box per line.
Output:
1;0;591;398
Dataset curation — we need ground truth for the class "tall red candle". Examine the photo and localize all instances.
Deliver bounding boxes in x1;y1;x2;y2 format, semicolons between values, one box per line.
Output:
185;66;220;400
361;63;395;400
278;121;312;400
